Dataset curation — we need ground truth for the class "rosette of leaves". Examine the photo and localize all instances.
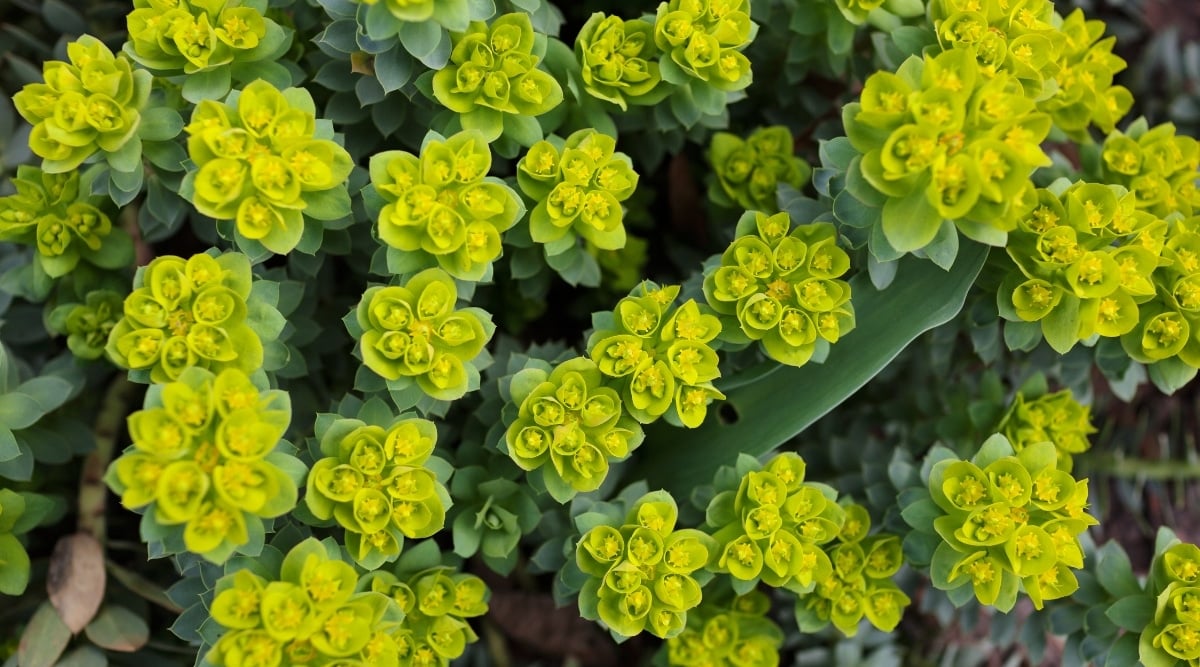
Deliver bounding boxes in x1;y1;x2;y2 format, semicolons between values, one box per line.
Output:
501;355;645;502
703;211;854;367
366;130;523;282
575;490;717;639
1099;119;1200;220
124;0;293;102
0;166;132;280
1138;535;1200;667
842;48;1052;255
996;387;1096;469
181;79;355;256
203;537;406;665
665;589;784;667
12;35;156;178
514;129;639;274
997;181;1164;355
428;13;564;144
448;465;540;574
587;282;725;427
47;289;125;360
653;0;756;114
360;540;490;665
793;503;910;637
104;367;307;563
348;267;496;405
304;412;453;569
104;251;286;383
575;13;668;110
708;126;811;213
702;452;843;595
901;435;1096;612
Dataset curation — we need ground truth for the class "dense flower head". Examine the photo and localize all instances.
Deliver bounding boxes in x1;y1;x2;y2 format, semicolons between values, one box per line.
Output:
576;13;665;110
576;491;717;638
653;0;754;92
517;129;640;254
1116;214;1200;369
0;166;130;279
703;212;854;367
370;131;522;281
185;79;354;255
587;282;725;427
504;357;645;500
997;389;1095;469
927;436;1096;610
703;452;844;592
51;290;125;360
1140;540;1200;666
13;35;150;172
305;416;451;569
105;252;267;383
0;489;32;596
846;48;1052;252
666;591;784;667
106;367;303;563
205;538;405;666
353;268;495;401
124;0;288;78
1100;122;1200;220
708;127;811;214
431;13;564;143
362;565;489;665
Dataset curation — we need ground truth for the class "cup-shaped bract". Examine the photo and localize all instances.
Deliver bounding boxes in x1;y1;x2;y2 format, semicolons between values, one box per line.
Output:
653;0;755;93
708;126;811;213
997;389;1096;469
576;13;666;110
362;562;489;664
48;290;126;360
665;590;784;667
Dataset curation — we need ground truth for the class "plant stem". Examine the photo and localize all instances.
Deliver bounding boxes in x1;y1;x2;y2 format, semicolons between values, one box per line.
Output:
78;375;135;542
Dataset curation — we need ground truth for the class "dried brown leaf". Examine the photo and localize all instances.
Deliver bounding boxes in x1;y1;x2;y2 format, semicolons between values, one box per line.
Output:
47;532;106;634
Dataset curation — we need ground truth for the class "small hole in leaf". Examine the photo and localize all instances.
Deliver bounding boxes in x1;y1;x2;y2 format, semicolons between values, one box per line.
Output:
718;403;739;425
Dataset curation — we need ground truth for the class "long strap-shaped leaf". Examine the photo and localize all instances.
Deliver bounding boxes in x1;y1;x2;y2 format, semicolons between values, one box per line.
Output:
631;240;990;495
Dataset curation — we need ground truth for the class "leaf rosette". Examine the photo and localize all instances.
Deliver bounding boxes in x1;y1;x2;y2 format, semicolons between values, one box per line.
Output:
575;13;668;110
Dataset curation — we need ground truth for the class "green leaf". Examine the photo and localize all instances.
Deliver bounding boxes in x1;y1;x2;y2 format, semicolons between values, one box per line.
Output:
56;646;107;667
138;107;184;142
900;497;940;532
881;184;942;253
631;241;989;494
1105;595;1155;632
84;605;150;652
1096;541;1142;598
17;603;71;667
15;376;75;413
0;427;17;462
0;533;30;595
1041;296;1081;354
0;392;45;430
181;67;232;103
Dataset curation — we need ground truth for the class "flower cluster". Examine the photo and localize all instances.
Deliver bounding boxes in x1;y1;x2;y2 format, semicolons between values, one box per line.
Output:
703;212;853;367
997;389;1095;469
794;504;910;637
576;491;716;638
666;591;784;667
185;80;354;255
362;565;489;665
503;357;645;500
708;126;811;214
105;253;267;383
653;0;754;93
0;489;32;596
846;48;1052;252
13;35;151;172
49;290;125;361
927;437;1096;610
1141;542;1200;666
431;13;564;144
0;167;131;279
1121;215;1200;370
588;282;725;427
352;268;494;402
576;13;666;110
305;416;450;569
517;129;639;254
106;367;304;563
704;453;843;592
205;538;405;666
1101;122;1200;220
369;130;523;282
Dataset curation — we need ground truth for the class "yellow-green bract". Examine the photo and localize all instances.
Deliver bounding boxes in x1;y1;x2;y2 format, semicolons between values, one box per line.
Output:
666;591;784;667
997;389;1095;470
653;0;754;92
49;290;126;361
575;13;667;110
1141;541;1200;666
708;126;811;214
360;565;489;665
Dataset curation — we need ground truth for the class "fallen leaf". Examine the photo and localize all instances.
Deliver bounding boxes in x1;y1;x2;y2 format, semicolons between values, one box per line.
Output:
47;532;106;633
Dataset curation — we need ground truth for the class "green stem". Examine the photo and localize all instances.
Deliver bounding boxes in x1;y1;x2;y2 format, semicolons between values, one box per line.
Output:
78;375;135;542
1086;455;1200;480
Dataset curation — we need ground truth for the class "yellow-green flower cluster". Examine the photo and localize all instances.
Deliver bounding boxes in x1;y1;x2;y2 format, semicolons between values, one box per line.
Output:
305;417;450;569
362;566;489;665
205;538;405;666
0;167;130;279
51;290;125;361
576;13;666;110
1121;215;1200;369
1101;123;1200;219
106;367;303;563
105;253;265;383
576;491;716;638
371;131;522;282
847;48;1052;252
653;0;754;93
1141;542;1200;666
703;212;853;367
929;437;1096;610
795;504;910;637
504;357;645;499
705;453;842;592
517;129;639;253
185;80;354;255
997;389;1095;469
708;126;811;214
431;13;564;143
587;282;725;427
13;35;151;172
125;0;288;78
928;0;1132;137
666;591;784;667
0;489;32;596
353;268;494;402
